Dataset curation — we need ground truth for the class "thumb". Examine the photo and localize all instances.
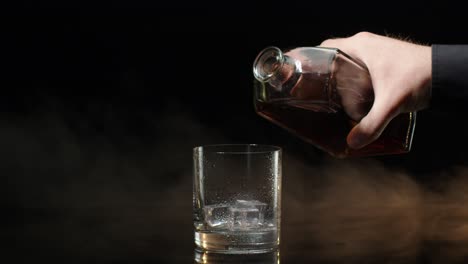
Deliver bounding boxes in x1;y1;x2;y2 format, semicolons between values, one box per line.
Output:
346;97;399;149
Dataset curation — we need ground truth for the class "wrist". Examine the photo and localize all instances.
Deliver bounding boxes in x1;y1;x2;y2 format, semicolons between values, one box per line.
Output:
414;45;432;110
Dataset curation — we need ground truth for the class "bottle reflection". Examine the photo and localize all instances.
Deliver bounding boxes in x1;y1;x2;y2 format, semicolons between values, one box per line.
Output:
194;248;280;264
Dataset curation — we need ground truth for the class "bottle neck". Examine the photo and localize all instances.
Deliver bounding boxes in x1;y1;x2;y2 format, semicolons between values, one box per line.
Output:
269;55;302;92
253;46;302;92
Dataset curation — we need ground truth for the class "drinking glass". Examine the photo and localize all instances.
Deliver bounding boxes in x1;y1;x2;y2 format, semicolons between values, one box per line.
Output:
193;144;282;254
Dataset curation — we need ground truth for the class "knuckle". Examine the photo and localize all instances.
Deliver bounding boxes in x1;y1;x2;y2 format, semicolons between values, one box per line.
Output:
353;31;374;39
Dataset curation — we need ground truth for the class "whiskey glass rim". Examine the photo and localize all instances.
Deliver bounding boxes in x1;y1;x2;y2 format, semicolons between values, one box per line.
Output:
193;144;281;155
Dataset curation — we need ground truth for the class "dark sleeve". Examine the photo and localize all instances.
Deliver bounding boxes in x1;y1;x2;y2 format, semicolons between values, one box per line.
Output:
431;45;468;110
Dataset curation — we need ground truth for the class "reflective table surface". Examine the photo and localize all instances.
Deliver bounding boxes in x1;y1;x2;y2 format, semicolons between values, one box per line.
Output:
11;155;468;264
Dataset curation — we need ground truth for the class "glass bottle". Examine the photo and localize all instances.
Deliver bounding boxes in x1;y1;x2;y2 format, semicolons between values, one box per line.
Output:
252;46;416;158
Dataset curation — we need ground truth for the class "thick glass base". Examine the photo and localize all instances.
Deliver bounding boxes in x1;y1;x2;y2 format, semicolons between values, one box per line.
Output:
194;229;279;254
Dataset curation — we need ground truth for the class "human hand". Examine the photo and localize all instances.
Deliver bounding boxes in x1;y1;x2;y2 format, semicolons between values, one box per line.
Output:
320;32;432;149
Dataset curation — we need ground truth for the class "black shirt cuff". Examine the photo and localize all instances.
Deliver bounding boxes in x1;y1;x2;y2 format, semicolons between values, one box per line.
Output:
431;44;468;110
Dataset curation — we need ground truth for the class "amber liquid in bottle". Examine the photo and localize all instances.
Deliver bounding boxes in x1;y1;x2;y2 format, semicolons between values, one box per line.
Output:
256;98;414;158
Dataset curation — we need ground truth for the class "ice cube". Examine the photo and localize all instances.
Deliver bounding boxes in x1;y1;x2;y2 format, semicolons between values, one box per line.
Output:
226;200;268;230
236;200;267;209
203;204;230;228
229;206;260;230
235;199;266;223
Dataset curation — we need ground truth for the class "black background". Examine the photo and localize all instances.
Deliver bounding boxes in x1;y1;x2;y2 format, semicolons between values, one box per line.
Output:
3;1;468;263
